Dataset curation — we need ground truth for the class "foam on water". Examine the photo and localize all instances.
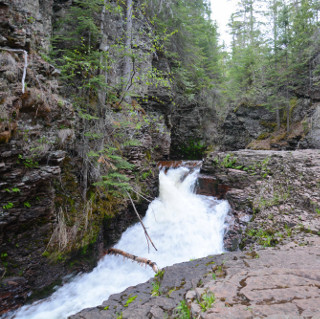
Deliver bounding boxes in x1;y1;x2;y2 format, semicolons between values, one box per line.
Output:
12;167;229;319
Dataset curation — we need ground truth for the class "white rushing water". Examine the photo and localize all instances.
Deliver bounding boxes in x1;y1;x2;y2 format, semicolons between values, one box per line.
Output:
12;166;229;319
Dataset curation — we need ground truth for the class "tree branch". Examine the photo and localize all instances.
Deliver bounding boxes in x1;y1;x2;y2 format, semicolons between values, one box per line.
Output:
125;190;157;252
103;247;159;273
0;47;28;93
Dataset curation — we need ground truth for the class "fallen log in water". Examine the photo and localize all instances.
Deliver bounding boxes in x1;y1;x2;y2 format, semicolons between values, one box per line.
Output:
103;248;159;273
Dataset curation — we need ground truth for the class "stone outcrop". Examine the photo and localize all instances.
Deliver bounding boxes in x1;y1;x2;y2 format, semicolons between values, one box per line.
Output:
220;99;320;152
202;149;320;251
302;102;320;149
170;96;218;159
186;243;320;319
70;244;320;319
0;0;77;313
220;104;275;151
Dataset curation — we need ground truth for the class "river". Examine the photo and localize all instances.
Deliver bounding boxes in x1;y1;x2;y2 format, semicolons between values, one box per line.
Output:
11;165;229;319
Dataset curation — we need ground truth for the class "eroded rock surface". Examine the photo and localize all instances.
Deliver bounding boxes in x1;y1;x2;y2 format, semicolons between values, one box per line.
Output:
187;244;320;319
202;149;320;251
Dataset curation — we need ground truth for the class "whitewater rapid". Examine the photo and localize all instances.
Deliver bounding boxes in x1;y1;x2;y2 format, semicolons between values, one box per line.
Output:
12;166;229;319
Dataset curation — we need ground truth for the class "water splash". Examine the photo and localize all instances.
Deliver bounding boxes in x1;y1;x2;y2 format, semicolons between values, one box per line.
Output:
12;167;229;319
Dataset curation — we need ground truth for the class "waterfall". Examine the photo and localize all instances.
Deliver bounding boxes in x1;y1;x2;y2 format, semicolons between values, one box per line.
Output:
12;166;229;319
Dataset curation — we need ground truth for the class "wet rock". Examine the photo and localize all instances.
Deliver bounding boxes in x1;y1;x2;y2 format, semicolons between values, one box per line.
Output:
0;277;29;316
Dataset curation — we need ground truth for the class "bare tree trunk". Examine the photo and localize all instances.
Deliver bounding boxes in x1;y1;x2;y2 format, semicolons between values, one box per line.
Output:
123;0;133;104
276;105;280;130
98;0;108;114
285;26;290;133
271;0;281;130
97;0;109;174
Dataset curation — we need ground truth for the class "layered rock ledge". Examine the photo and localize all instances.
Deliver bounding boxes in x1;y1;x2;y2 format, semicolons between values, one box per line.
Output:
202;149;320;251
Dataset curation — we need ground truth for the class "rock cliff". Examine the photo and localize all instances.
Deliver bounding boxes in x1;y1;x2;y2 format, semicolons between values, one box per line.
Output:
0;0;173;314
219;99;320;152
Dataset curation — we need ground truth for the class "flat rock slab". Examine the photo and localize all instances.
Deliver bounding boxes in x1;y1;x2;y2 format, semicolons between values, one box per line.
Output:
188;243;320;319
70;243;320;319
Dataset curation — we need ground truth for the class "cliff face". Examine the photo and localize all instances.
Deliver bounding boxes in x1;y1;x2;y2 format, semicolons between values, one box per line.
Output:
0;0;70;312
219;99;320;152
0;0;173;314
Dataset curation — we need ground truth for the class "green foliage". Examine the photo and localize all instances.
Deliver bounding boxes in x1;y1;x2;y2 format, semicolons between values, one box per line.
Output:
221;154;237;168
246;228;278;247
151;280;161;296
147;0;222;96
18;154;39;169
151;281;160;296
180;139;206;160
284;224;292;237
5;188;20;193
124;295;137;307
221;0;320;125
155;269;165;280
198;292;215;312
2;202;14;210
42;251;50;258
24;202;31;208
176;300;191;319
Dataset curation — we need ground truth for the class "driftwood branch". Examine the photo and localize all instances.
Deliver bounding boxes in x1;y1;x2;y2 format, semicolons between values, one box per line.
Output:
0;47;28;93
104;247;159;273
125;190;157;252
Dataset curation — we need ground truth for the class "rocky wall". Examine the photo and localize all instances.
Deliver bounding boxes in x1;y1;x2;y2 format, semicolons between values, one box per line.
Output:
202;149;320;251
0;0;174;315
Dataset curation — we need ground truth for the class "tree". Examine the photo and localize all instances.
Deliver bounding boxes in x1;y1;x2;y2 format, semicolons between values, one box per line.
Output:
123;0;133;103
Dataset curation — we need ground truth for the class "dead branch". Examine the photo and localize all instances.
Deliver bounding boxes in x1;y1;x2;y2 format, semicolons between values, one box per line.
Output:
125;190;157;252
0;47;28;93
118;55;136;106
104;247;159;273
130;187;153;203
